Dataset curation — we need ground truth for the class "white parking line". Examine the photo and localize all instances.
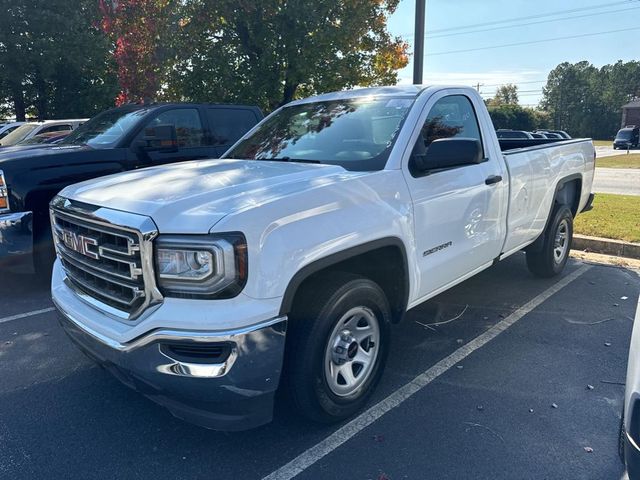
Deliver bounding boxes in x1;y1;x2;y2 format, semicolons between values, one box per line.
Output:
262;264;592;480
0;307;56;325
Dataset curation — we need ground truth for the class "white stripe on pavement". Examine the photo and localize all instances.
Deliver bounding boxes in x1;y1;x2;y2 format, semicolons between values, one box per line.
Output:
0;307;56;325
262;264;592;480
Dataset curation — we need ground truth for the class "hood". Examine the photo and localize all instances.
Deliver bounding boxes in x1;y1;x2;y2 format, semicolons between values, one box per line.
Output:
60;159;355;233
0;144;88;162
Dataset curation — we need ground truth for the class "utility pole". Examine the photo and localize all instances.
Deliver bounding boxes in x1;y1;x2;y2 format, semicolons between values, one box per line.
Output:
413;0;426;84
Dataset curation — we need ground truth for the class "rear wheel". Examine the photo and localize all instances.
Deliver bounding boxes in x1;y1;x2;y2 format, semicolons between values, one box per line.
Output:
285;273;391;423
526;204;573;278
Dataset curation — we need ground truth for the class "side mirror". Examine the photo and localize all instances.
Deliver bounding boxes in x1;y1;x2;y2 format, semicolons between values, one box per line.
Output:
136;124;178;152
411;138;483;175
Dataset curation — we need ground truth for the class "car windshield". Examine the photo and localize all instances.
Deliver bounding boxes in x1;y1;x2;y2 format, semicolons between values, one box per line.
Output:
0;124;38;146
224;97;415;171
617;130;632;139
60;107;149;148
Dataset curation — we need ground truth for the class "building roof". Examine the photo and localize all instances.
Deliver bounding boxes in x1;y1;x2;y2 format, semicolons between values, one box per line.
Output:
622;99;640;109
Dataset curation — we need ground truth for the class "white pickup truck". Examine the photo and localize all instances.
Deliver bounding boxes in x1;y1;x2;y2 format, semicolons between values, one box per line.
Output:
50;85;595;430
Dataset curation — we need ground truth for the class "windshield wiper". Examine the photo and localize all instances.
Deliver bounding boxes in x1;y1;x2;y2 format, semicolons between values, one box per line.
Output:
266;156;322;164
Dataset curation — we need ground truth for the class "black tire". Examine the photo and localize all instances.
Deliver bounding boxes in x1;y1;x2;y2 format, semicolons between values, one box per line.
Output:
284;273;391;423
526;204;573;278
33;217;55;278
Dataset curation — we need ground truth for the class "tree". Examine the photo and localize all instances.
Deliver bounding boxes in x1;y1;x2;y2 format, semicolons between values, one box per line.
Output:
539;60;640;138
0;0;118;120
166;0;409;110
98;0;178;105
487;104;542;131
487;84;519;106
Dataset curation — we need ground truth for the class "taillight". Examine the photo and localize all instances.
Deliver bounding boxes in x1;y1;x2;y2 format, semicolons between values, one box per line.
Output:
0;170;9;212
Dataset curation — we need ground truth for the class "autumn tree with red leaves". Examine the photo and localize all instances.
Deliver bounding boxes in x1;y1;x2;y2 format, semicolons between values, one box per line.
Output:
98;0;176;105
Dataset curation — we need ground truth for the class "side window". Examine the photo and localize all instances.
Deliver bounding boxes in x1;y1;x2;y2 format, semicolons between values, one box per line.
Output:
41;124;72;134
146;109;204;147
207;108;259;146
418;95;483;152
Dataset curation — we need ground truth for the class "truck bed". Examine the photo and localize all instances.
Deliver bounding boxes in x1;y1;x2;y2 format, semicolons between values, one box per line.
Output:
499;138;590;152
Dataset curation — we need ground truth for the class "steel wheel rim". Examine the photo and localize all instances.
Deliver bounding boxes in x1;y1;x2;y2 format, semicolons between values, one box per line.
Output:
324;306;381;397
553;219;569;264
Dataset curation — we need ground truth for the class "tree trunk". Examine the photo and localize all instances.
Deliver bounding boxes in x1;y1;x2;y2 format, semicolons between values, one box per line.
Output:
11;86;26;121
34;71;48;120
280;77;299;107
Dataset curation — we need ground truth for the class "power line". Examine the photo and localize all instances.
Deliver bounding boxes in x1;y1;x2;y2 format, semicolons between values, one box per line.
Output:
422;0;636;35
480;80;547;88
428;26;639;56
402;6;640;40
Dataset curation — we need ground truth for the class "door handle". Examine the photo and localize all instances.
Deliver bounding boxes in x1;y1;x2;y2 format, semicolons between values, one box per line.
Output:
485;175;503;185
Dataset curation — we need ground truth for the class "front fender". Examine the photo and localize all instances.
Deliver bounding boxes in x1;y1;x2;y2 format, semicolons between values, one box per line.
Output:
213;169;417;303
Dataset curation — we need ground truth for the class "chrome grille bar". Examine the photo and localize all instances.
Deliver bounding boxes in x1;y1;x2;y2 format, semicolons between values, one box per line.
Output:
50;196;163;321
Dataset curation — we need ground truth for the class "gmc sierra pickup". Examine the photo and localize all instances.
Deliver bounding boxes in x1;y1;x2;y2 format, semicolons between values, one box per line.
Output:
0;103;262;273
50;85;595;431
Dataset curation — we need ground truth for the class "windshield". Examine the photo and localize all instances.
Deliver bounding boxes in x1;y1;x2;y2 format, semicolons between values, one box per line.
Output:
225;97;415;171
616;130;633;140
0;124;38;146
60;107;148;148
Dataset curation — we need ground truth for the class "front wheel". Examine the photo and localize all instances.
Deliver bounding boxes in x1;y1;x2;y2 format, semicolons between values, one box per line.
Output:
285;273;391;423
526;204;573;278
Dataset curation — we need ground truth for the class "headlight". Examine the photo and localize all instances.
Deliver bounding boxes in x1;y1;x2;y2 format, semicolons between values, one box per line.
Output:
0;170;9;212
154;233;248;298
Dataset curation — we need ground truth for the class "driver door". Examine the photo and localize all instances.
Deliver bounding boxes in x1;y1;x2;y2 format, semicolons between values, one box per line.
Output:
404;92;508;301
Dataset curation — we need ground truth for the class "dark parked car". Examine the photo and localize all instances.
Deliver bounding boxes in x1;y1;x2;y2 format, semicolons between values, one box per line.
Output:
614;126;639;149
496;129;533;139
0;102;263;273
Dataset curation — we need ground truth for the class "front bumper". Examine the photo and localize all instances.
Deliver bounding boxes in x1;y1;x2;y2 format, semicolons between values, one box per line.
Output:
54;296;287;431
0;211;33;273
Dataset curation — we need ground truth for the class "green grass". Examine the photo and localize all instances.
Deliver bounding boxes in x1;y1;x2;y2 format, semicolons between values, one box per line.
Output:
596;153;640;169
592;140;612;147
574;193;640;243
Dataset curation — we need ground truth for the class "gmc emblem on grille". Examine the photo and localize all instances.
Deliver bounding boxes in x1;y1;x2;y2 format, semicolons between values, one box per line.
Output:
61;230;99;260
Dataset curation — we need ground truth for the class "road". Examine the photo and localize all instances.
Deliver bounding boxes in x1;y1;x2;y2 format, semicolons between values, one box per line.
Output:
593;167;640;196
0;255;638;480
595;145;625;159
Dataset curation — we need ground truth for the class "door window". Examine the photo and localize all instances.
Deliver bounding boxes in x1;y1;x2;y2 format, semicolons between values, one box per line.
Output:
207;108;259;147
418;95;483;153
147;109;205;147
40;124;72;134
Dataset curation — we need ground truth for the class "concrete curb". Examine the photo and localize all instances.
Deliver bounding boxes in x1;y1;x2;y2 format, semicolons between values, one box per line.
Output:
572;234;640;260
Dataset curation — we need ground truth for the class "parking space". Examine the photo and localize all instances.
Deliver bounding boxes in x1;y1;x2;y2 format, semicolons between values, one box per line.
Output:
0;254;638;479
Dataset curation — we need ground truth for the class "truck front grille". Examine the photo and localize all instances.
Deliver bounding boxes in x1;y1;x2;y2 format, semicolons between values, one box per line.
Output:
50;197;162;321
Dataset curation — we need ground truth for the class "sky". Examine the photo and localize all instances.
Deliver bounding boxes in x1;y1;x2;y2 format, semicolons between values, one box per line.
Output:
386;0;640;106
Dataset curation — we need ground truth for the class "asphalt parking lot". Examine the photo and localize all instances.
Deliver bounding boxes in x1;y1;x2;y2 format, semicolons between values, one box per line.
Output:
1;254;638;480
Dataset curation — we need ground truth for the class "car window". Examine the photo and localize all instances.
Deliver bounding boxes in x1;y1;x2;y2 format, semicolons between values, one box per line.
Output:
419;95;483;153
0;125;19;139
40;124;72;134
146;109;204;147
207;108;259;146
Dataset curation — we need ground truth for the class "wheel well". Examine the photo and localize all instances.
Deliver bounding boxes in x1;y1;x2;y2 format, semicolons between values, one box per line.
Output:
555;178;582;217
283;244;409;324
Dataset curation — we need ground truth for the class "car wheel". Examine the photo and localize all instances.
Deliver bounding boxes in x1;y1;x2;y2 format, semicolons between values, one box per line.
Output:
526;204;573;278
285;273;391;423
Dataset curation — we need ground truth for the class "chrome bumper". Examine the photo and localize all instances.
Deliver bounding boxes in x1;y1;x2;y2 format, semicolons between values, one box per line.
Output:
55;298;288;430
0;211;33;273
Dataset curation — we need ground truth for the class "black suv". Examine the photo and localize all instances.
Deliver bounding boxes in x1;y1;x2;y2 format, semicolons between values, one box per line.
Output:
614;126;639;149
0;103;263;273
